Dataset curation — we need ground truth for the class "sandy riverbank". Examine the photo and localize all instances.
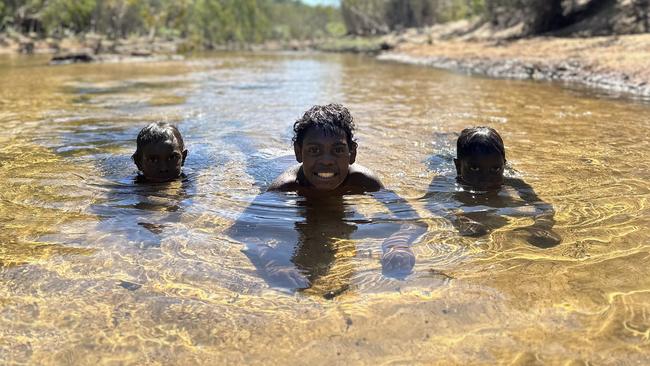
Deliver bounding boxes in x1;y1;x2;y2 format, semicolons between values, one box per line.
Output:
0;31;343;64
375;22;650;96
0;32;187;64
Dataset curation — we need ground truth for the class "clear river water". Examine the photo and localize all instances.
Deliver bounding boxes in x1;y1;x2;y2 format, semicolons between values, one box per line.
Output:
1;52;649;364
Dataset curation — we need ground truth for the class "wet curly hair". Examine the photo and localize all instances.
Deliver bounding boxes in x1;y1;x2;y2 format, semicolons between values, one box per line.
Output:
292;104;357;149
132;122;185;161
457;126;505;160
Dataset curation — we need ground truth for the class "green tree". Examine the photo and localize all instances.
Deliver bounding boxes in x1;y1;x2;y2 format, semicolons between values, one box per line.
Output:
0;0;344;46
41;0;97;34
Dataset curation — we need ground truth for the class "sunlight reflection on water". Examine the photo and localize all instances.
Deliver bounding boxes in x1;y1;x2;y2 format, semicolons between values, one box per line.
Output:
1;52;649;364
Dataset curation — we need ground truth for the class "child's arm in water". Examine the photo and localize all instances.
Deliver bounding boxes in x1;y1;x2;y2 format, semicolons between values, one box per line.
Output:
371;190;427;277
508;177;562;248
423;175;490;237
240;241;310;289
226;192;310;290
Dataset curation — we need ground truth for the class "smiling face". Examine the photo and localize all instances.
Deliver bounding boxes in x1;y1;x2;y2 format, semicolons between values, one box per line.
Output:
454;152;505;191
135;139;187;183
294;127;356;191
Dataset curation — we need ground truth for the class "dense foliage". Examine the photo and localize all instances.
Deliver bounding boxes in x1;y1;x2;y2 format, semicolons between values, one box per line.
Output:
4;0;645;45
341;0;485;35
341;0;650;36
0;0;344;45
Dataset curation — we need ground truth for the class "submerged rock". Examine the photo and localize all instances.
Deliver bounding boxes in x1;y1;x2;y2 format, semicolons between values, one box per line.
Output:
50;51;95;64
130;50;152;57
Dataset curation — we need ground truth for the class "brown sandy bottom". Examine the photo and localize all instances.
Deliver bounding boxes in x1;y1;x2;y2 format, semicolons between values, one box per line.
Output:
1;52;650;365
3;248;650;365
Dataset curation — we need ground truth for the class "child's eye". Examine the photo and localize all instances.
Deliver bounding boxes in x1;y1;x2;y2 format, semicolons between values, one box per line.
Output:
148;157;158;162
307;147;320;154
333;147;346;154
490;166;502;173
469;166;480;172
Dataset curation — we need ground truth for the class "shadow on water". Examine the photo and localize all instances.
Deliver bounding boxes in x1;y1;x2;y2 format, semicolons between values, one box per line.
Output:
43;70;228;250
221;130;294;190
423;132;561;249
227;193;357;298
227;136;427;297
85;125;233;249
228;189;429;297
221;130;351;296
90;175;196;249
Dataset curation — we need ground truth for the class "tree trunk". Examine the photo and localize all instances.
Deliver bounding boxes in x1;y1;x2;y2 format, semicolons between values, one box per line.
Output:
485;0;564;35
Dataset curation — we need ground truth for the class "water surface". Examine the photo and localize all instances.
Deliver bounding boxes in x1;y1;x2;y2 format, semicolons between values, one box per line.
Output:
1;52;649;364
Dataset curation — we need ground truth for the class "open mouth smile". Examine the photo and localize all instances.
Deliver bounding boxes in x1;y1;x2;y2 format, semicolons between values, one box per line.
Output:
315;172;337;179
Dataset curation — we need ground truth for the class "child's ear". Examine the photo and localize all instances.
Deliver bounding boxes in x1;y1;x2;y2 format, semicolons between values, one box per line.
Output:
294;143;303;163
349;144;357;165
133;153;142;171
454;158;461;175
181;149;188;166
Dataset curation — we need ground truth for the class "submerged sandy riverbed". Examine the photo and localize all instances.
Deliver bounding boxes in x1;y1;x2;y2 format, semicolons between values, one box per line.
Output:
1;52;650;364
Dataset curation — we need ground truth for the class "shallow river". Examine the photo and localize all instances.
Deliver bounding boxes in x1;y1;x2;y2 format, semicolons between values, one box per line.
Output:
1;52;649;364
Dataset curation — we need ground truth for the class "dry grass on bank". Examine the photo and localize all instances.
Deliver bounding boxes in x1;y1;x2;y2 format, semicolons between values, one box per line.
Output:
395;33;650;83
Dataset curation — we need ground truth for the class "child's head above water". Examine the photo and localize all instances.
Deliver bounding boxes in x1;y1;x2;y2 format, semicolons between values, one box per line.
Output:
132;122;188;182
292;104;358;191
454;126;506;190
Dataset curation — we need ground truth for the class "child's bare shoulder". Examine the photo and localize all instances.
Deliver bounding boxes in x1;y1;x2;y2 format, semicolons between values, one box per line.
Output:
268;164;301;192
346;164;384;192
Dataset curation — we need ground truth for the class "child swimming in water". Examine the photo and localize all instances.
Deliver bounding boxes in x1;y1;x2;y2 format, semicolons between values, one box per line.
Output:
231;104;423;291
132;122;188;183
430;126;561;247
268;104;382;195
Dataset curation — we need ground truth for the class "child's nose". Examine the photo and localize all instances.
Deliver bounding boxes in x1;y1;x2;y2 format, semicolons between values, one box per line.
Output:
321;153;336;164
160;160;177;172
320;159;335;167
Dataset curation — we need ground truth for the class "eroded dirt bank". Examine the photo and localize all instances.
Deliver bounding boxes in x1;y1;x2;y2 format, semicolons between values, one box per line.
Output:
378;25;650;96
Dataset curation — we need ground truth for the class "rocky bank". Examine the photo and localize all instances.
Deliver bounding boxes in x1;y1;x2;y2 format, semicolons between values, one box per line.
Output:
374;18;650;97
